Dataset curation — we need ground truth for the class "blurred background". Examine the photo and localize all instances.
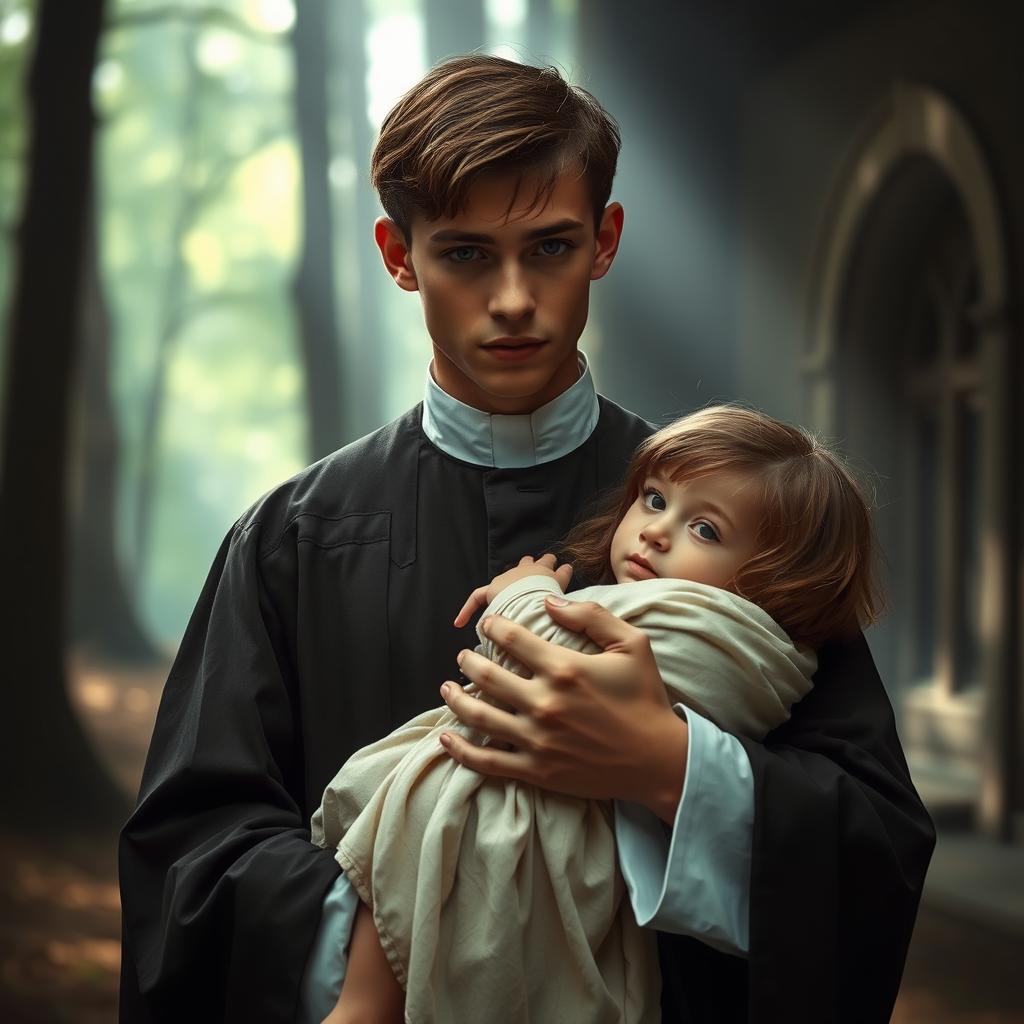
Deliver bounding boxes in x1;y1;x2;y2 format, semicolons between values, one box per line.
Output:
0;0;1021;1020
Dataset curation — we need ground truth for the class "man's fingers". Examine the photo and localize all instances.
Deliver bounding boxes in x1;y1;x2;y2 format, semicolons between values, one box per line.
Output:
455;648;535;708
554;563;573;589
542;597;646;654
535;553;557;568
438;729;531;782
453;586;489;627
441;679;524;745
474;616;580;679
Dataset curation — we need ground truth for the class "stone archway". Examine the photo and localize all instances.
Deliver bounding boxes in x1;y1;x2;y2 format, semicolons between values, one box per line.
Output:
804;84;1014;838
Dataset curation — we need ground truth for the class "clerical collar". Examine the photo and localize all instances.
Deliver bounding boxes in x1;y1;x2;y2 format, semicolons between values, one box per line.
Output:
421;354;600;468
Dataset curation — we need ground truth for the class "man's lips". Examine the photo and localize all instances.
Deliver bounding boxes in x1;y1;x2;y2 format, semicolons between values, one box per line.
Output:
625;554;658;580
480;337;547;361
482;336;546;348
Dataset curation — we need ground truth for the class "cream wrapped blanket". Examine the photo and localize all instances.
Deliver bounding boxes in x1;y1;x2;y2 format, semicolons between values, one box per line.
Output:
311;576;816;1023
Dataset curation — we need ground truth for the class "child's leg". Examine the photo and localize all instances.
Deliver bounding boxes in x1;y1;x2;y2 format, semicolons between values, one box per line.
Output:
322;899;405;1024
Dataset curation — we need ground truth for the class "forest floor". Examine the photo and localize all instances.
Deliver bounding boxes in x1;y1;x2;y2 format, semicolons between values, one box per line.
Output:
0;653;165;1024
0;654;1022;1022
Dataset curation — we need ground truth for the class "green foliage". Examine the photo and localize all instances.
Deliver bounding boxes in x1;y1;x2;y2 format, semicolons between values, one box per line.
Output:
2;0;583;650
0;0;36;415
98;0;305;646
146;298;305;637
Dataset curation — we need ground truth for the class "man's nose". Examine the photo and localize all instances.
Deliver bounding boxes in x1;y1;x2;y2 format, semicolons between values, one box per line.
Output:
488;265;535;321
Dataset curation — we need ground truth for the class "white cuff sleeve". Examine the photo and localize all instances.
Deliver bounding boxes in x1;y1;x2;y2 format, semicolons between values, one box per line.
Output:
614;704;753;956
297;871;360;1023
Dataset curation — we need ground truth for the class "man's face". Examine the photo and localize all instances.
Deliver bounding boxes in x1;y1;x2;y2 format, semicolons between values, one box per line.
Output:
375;170;623;414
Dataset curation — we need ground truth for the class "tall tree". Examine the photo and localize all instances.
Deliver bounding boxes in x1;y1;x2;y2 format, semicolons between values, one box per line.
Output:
424;0;485;65
69;175;162;664
291;0;344;461
334;0;382;442
125;13;284;595
0;0;129;830
130;21;203;601
527;0;554;61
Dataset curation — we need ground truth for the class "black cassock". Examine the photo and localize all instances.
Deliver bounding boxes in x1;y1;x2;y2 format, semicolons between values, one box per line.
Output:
118;396;934;1023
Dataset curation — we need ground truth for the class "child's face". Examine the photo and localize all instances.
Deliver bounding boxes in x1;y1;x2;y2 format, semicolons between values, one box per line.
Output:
375;169;622;415
609;469;764;590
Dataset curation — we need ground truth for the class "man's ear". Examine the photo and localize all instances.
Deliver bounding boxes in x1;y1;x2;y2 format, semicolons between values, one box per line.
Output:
374;217;419;292
590;202;624;281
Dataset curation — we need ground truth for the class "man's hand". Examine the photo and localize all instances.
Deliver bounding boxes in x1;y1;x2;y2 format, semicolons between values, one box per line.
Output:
440;597;689;824
453;553;572;628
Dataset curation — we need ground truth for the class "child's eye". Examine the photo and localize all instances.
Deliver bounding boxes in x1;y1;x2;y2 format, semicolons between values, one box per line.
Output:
692;522;719;542
445;245;484;263
642;489;666;512
536;239;572;257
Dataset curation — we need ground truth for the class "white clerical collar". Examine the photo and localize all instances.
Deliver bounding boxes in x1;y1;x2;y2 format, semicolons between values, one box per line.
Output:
421;353;600;468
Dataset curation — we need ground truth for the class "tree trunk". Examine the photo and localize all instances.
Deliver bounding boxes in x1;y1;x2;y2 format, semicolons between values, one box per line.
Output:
424;0;485;65
527;0;554;61
69;173;162;664
129;21;286;595
0;0;129;831
334;0;381;442
291;0;344;462
132;25;201;597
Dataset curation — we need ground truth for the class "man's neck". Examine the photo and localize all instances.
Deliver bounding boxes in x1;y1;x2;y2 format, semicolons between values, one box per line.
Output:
420;352;600;469
428;350;582;415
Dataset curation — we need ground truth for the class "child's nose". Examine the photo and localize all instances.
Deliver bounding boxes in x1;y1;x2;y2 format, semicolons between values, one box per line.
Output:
640;520;670;550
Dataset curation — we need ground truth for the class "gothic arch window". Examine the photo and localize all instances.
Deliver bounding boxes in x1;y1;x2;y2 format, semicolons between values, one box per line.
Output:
804;86;1014;837
903;204;984;696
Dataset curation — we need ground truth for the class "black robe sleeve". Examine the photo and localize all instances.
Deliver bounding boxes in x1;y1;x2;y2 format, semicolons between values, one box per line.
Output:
118;519;342;1024
740;633;936;1022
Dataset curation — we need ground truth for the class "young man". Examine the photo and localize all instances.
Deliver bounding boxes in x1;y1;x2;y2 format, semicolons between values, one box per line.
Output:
118;57;934;1023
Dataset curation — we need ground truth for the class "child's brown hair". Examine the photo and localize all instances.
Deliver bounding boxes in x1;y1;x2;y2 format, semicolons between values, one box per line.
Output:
564;405;883;649
371;55;621;240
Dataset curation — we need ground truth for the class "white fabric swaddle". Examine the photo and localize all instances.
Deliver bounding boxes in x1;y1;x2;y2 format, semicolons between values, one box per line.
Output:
311;576;817;1023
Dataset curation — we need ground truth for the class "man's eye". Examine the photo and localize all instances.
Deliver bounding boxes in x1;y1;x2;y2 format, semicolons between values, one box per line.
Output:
643;489;666;512
536;239;572;257
446;246;482;263
692;522;719;542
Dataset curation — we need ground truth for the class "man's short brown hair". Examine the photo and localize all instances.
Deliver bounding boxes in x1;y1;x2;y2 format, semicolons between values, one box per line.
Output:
371;55;621;239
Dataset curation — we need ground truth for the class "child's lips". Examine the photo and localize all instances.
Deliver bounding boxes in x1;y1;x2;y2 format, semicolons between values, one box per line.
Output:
625;555;658;580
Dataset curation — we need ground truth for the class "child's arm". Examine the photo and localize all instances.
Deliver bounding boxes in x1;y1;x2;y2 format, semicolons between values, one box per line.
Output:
321;901;403;1024
453;553;571;628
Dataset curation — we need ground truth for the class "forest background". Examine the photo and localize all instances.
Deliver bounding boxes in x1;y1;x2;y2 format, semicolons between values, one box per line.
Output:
0;0;1021;1021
